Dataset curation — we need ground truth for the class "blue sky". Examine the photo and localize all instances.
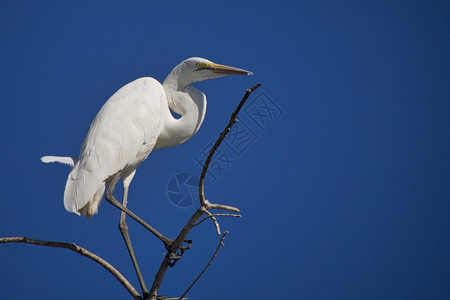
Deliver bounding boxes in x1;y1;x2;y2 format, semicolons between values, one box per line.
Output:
1;1;449;299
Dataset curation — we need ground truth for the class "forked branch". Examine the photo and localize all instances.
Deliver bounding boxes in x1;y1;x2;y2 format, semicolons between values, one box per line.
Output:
148;83;261;299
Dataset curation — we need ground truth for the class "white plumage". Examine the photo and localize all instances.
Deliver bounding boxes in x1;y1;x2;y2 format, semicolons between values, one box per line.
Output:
42;57;252;218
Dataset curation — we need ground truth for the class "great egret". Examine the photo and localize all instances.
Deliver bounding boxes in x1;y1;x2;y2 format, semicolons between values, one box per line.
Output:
41;57;252;295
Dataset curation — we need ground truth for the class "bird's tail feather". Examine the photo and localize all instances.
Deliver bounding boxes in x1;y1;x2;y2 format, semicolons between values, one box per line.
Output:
41;155;105;218
41;156;78;167
64;166;106;218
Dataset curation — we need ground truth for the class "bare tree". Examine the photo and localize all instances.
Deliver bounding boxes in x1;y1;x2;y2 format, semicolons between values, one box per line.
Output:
0;84;261;300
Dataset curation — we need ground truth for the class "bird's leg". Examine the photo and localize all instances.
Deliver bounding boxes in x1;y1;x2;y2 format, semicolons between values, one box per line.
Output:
105;173;173;248
119;176;149;297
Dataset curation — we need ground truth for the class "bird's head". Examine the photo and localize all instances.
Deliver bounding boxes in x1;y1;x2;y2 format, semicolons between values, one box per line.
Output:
165;57;253;89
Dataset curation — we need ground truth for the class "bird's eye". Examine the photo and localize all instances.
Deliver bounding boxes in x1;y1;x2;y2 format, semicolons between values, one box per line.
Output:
196;63;202;69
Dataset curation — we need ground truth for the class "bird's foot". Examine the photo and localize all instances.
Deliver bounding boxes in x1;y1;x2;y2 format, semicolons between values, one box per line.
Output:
180;239;192;251
166;239;192;267
167;252;181;267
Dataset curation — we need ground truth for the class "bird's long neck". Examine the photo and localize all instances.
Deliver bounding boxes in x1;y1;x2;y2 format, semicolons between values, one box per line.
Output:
155;73;206;149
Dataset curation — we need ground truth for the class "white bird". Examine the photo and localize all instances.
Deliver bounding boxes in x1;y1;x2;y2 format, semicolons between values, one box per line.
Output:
41;57;252;295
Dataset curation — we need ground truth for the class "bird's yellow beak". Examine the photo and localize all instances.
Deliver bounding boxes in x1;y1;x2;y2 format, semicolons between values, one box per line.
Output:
197;62;254;75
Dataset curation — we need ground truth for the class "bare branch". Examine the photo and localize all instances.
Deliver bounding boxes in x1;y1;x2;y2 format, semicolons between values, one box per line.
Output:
204;209;221;234
148;84;261;300
178;231;230;300
149;84;261;299
0;236;141;299
194;213;242;228
198;83;262;207
148;208;204;299
1;84;261;300
204;200;240;212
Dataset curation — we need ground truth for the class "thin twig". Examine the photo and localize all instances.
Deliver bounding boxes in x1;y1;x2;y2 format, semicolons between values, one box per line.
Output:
198;83;262;207
194;214;242;228
204;209;221;234
178;231;229;300
204;200;240;212
0;236;141;299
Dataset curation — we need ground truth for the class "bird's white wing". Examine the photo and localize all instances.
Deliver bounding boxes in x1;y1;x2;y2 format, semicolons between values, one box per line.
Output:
64;77;165;217
41;156;78;167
